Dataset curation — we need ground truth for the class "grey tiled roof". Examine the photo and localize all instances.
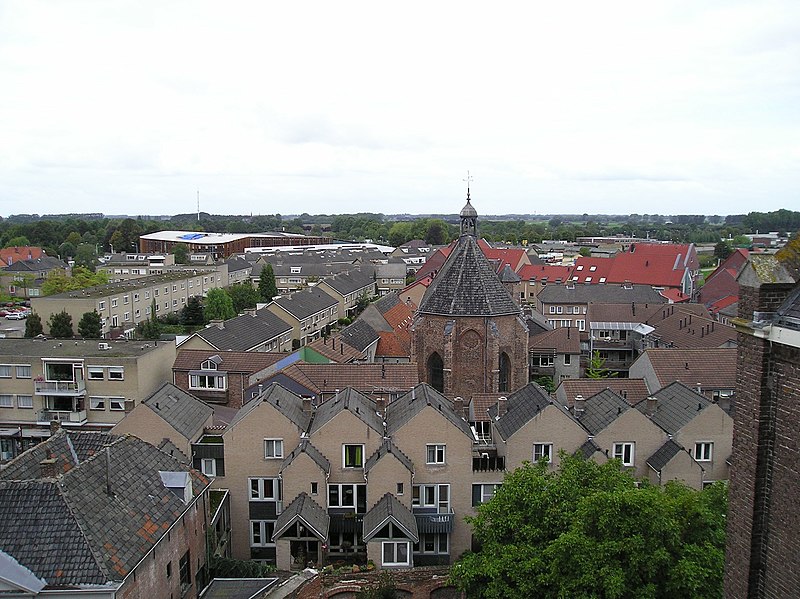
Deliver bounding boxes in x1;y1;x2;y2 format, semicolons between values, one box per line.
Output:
646;439;684;472
322;269;375;296
280;440;330;475
201;578;279;599
3;256;68;272
576;389;631;435
229;384;310;432
418;235;521;317
224;256;252;273
636;381;712;435
538;284;667;304
273;493;329;541
374;292;401;315
310;388;383;435
143;383;213;441
193;308;292;351
488;383;571;441
499;264;521;283
339;319;380;352
0;431;113;481
272;287;338;320
158;438;190;464
775;284;800;331
365;439;414;475
386;384;473;438
578;439;602;459
363;493;419;543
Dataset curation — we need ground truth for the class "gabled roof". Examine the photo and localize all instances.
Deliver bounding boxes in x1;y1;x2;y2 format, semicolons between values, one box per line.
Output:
489;383;572;441
635;348;737;389
0;431;113;481
228;384;310;432
142;383;213;441
636;381;714;434
320;269;375;296
539;283;667;305
576;389;632;435
273;493;329;541
190;309;292;351
363;493;419;543
517;263;572;283
271;287;338;320
467;393;504;422
375;330;411;358
386;384;473;438
174;349;285;373
339;319;380;352
646;439;685;472
0;246;44;266
269;363;419;398
418;235;521;317
578;439;602;459
499;264;521;283
310;388;383;435
224;256;252;273
306;335;365;363
556;379;650;408
364;439;414;475
280;440;330;474
604;243;696;288
3;256;67;273
529;327;581;354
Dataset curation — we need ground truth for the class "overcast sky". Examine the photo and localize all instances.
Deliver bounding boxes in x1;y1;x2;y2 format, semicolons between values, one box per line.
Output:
1;1;798;218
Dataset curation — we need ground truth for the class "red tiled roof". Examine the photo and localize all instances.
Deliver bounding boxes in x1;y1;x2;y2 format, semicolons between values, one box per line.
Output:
529;327;581;354
659;288;691;303
468;393;505;422
638;348;737;390
382;302;414;332
375;331;411;358
173;349;284;372
557;379;650;407
517;263;573;283
708;294;739;314
277;363;419;395
307;336;365;363
571;257;614;284
0;246;44;266
574;244;697;289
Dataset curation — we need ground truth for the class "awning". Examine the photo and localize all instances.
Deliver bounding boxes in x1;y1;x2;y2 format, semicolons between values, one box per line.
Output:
0;427;21;437
21;429;51;438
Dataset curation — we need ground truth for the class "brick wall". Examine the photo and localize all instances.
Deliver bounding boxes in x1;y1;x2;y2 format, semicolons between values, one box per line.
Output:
292;566;462;598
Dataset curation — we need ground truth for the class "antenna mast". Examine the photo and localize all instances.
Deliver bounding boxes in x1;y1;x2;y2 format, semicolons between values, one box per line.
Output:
197;189;200;222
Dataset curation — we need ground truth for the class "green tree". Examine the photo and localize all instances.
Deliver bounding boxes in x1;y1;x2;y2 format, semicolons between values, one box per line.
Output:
258;264;278;301
24;313;43;337
77;310;102;338
48;310;74;338
227;282;261;314
181;296;205;326
451;455;727;598
137;299;161;339
58;241;76;259
714;241;732;261
586;349;618;379
173;243;189;264
204;288;235;321
73;243;99;271
424;219;448;245
41;266;108;295
3;236;31;248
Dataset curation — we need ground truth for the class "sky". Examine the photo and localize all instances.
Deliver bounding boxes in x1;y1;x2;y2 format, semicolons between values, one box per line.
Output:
0;1;798;218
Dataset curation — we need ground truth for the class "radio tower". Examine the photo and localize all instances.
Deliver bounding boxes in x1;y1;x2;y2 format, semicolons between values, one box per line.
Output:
197;189;200;222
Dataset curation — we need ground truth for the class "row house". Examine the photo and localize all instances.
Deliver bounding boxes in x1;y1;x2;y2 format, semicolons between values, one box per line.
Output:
374;261;408;296
31;270;226;338
253;255;355;294
554;378;651;409
180;307;293;353
528;327;581;382
316;269;377;320
98;252;175;281
0;338;175;460
1;256;68;298
224;256;253;286
513;264;573;305
267;287;340;347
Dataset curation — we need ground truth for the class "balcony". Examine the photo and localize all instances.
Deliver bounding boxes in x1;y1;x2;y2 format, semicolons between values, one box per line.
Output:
413;509;455;533
38;410;88;425
34;379;86;396
473;454;505;472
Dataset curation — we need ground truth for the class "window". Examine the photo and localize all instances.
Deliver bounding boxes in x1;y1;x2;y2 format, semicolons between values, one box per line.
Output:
412;484;450;511
472;483;501;507
90;397;106;410
179;551;191;591
201;359;218;371
415;532;449;555
0;395;13;407
537;354;554;367
249;478;282;501
382;541;410;566
694;442;713;462
123;295;129;305
426;444;446;465
576;320;586;331
264;439;284;459
189;374;227;390
109;397;126;411
328;483;367;510
145;291;150;299
107;367;124;380
124;312;130;321
533;443;553;463
549;306;556;314
564;354;572;365
311;481;318;495
397;482;404;495
98;301;105;310
250;520;275;547
0;365;10;378
17;395;33;409
172;285;177;292
343;444;364;468
556;306;563;314
201;458;216;476
111;298;118;308
613;442;635;466
15;365;31;378
133;293;139;301
166;561;172;578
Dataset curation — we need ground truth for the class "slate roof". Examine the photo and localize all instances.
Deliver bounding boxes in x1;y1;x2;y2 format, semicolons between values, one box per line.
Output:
635;348;737;389
363;493;419;543
229;384;310;431
556;379;650;408
224;256;252;273
636;381;713;434
0;432;209;587
364;439;414;475
158;438;190;464
578;439;602;459
271;287;338;320
499;264;521;283
488;383;572;441
3;256;67;273
191;308;292;351
174;348;286;373
273;493;329;541
386;384;473;438
142;383;214;441
200;578;279;599
0;431;113;481
539;283;667;305
310;388;383;434
576;389;632;435
280;440;330;474
646;439;684;472
374;292;401;315
339;319;380;352
773;284;800;331
418;234;521;317
307;335;365;363
321;269;375;296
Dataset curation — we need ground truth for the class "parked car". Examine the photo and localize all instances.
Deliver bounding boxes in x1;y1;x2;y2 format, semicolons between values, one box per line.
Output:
6;312;27;320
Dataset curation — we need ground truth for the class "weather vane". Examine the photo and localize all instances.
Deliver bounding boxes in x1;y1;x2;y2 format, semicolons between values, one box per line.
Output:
463;171;473;199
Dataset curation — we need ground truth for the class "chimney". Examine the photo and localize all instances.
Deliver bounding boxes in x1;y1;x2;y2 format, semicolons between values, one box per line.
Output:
497;396;508;417
685;362;689;369
49;420;62;435
39;457;58;478
210;319;224;329
646;396;658;416
244;308;257;317
574;395;586;417
375;397;387;418
697;383;702;394
302;397;313;414
631;302;636;316
453;396;465;419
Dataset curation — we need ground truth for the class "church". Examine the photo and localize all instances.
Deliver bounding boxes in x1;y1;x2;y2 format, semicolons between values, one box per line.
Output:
411;194;529;398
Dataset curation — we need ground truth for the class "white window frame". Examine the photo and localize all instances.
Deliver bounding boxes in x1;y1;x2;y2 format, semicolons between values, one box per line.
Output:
382;541;410;567
201;458;216;477
426;444;446;465
89;397;106;410
343;444;365;468
107;367;124;381
327;483;365;509
416;532;449;555
249;477;282;501
17;395;33;409
533;443;553;463
613;442;635;467
472;483;501;506
0;395;12;408
15;365;31;379
264;438;284;459
189;373;227;390
250;520;276;547
0;365;11;378
412;484;450;511
109;397;126;411
694;442;713;462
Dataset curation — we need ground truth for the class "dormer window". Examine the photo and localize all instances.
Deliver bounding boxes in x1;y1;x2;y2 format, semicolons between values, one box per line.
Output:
290;266;301;274
589;266;597;271
576;265;584;271
201;359;218;371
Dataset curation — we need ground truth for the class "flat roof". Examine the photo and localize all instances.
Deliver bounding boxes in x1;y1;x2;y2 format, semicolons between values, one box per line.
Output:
140;230;308;243
0;338;173;358
40;271;215;299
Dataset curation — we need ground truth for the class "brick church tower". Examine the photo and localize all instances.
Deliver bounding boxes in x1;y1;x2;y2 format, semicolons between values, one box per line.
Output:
411;195;529;398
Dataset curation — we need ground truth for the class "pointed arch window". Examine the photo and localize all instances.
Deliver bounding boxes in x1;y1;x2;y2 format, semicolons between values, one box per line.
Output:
499;352;511;393
428;352;444;393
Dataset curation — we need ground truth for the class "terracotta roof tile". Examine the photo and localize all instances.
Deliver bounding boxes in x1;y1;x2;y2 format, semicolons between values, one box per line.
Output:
556;379;650;407
173;349;284;373
635;348;737;390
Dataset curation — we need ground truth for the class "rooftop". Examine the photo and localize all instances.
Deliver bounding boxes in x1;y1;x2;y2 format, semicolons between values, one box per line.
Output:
0;338;172;359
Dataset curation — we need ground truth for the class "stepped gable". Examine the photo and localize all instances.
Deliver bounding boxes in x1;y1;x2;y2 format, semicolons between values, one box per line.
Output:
418;233;521;317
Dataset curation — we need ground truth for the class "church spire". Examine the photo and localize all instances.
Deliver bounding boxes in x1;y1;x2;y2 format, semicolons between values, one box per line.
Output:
460;171;477;237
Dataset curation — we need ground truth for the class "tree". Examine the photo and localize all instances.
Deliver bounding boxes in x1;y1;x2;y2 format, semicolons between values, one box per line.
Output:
258;264;278;301
77;310;102;338
48;310;74;338
227;282;261;314
41;266;108;295
173;243;189;264
451;455;727;598
58;241;76;260
3;236;30;248
204;288;235;321
137;299;161;339
586;350;618;378
73;243;98;271
424;219;448;245
24;313;43;337
181;296;205;326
